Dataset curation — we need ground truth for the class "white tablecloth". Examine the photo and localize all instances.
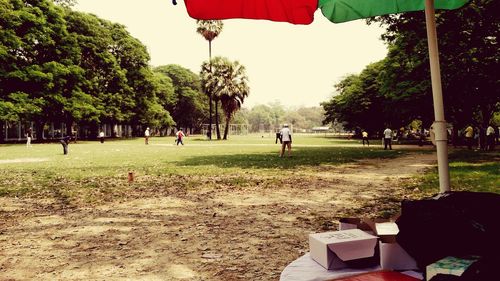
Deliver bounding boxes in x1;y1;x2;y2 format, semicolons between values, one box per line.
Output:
280;253;423;281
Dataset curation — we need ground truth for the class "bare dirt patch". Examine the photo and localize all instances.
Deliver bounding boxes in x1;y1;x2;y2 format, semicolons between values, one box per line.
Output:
0;153;435;281
0;158;49;164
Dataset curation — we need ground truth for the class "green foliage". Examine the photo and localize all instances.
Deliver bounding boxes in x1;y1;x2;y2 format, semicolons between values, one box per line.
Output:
53;0;77;8
154;65;208;130
323;0;499;133
248;104;274;131
371;0;499;128
241;103;325;132
322;62;386;134
409;150;500;194
1;0;177;135
196;20;223;42
201;57;250;139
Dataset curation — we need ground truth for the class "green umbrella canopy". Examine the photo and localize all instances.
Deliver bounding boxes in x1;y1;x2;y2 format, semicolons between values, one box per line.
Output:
319;0;470;23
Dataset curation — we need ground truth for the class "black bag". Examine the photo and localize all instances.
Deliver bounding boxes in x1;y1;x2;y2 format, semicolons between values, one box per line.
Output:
396;192;500;269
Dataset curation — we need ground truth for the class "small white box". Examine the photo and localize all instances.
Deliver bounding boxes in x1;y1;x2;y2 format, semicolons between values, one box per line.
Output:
426;256;477;281
375;222;418;271
309;229;378;270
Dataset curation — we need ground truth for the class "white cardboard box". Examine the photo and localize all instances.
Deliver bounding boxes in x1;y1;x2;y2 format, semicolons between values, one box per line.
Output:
309;229;378;270
375;222;418;271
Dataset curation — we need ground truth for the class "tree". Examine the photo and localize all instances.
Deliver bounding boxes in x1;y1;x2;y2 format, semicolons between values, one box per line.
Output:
64;10;173;135
1;1;174;139
323;0;499;135
0;0;95;137
247;105;273;132
201;57;249;140
196;20;223;139
370;0;499;129
53;0;77;8
322;61;387;135
154;65;208;132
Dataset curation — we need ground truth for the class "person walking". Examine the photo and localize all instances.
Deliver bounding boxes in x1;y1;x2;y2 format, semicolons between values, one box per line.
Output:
486;124;496;151
144;127;150;145
464;125;474;149
99;130;105;143
176;129;185;145
26;128;32;148
362;130;369;146
383;127;393;150
279;124;292;157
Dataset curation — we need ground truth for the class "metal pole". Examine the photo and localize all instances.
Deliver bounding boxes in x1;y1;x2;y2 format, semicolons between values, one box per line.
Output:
425;0;450;193
208;40;213;140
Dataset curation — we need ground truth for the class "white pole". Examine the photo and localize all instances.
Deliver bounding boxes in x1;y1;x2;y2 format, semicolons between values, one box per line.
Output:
425;0;450;193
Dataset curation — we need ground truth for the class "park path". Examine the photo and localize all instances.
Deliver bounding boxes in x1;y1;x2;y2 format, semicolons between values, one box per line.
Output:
0;152;436;281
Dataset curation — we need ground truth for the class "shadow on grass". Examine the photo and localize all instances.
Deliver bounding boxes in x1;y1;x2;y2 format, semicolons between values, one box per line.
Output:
179;146;402;169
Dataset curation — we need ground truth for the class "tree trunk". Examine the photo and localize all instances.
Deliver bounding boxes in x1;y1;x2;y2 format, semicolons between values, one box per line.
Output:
215;100;221;139
223;115;230;140
209;94;213;139
66;119;73;137
35;120;45;140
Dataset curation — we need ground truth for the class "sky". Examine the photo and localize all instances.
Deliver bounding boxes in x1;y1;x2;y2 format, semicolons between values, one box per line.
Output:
74;0;388;108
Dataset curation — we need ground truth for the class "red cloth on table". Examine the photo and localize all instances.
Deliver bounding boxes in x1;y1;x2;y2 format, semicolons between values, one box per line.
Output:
331;271;420;281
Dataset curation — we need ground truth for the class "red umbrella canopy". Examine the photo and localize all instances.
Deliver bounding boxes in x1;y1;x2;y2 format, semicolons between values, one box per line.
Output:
184;0;318;24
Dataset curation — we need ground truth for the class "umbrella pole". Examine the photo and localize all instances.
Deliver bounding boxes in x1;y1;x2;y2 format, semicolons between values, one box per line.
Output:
424;0;450;193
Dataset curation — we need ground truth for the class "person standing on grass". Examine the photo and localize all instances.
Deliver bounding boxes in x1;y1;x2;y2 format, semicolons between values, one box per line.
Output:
144;127;150;145
486;125;495;151
464;125;474;149
60;135;72;155
99;130;105;143
362;130;369;146
176;129;185;146
26;128;32;148
383;127;393;150
279;124;292;157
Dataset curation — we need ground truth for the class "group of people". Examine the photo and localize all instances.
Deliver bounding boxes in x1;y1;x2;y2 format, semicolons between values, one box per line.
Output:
144;127;185;146
463;124;497;150
23;122;497;156
359;127;394;150
359;123;498;151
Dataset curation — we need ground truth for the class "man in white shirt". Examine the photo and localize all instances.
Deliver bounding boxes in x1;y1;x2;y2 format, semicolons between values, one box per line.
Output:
280;124;292;157
99;131;105;143
486;125;495;151
144;127;150;145
383;127;393;150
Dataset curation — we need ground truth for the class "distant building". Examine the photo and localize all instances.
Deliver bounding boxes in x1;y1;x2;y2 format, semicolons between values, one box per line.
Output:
312;126;330;133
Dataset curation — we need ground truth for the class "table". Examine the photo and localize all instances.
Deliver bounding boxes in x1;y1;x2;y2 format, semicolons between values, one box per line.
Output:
280;253;423;281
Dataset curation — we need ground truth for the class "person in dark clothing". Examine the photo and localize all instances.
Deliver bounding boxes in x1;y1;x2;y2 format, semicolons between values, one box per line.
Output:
60;135;72;155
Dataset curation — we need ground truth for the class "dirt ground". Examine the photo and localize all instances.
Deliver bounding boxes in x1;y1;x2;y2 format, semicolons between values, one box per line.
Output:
0;152;436;281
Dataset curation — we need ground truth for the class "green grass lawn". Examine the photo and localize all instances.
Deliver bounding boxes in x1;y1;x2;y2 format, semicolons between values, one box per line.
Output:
0;135;398;197
407;148;500;194
1;135;498;199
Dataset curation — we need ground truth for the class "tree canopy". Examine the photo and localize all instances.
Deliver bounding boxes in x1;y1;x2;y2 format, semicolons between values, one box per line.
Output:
0;0;180;137
323;0;499;133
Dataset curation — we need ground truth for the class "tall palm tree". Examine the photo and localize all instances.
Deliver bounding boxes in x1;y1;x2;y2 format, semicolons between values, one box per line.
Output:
196;20;223;140
201;57;249;140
